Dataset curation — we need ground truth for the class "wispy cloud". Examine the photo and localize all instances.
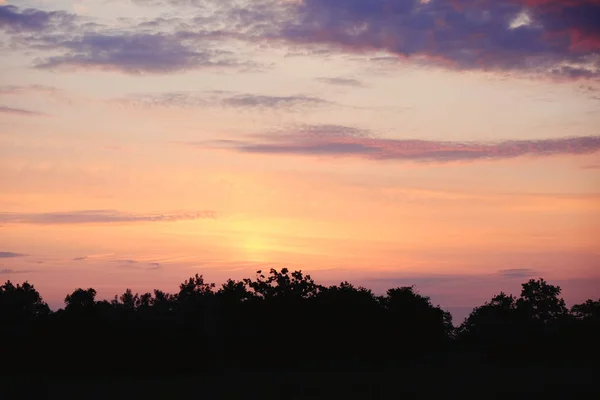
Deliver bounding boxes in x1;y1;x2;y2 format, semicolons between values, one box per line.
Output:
578;85;600;101
116;260;162;271
0;105;46;116
0;210;217;225
191;125;600;163
117;91;209;108
0;268;32;275
316;77;365;88
582;164;600;170
0;251;25;258
34;33;252;74
579;85;599;93
1;5;261;74
0;84;61;96
72;253;115;261
115;259;138;265
222;94;329;109
499;268;538;279
115;91;333;111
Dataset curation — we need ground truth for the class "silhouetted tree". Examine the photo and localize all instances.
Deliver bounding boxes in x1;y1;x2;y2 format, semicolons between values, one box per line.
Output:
115;288;139;310
457;292;519;359
218;279;254;302
457;279;575;363
567;298;600;361
516;278;568;323
311;281;381;361
2;272;599;377
381;286;452;362
0;280;50;321
243;268;322;300
64;288;97;311
571;299;600;321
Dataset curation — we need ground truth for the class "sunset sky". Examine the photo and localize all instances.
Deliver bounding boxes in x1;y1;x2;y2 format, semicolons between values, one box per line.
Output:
1;0;599;321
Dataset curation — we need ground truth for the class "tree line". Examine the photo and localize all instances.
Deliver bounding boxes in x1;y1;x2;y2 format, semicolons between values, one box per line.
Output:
1;268;598;376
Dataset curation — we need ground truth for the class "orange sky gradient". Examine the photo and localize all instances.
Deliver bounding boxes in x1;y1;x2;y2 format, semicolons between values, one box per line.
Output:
1;0;599;322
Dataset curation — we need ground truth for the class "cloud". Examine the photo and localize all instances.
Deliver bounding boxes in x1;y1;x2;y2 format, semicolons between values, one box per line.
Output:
73;253;115;261
148;262;162;270
240;141;374;155
5;1;599;78
0;105;46;116
115;91;333;111
580;85;599;93
0;269;32;274
222;94;329;109
316;77;365;87
582;163;600;169
131;0;205;6
118;91;209;108
0;210;217;225
499;268;538;278
193;126;600;163
116;261;162;271
1;4;261;74
116;259;138;264
577;84;600;101
280;0;600;79
0;85;61;96
35;32;250;74
0;5;75;33
0;252;25;258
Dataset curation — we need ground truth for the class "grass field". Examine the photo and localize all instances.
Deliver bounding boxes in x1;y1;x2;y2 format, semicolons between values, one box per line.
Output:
4;364;598;399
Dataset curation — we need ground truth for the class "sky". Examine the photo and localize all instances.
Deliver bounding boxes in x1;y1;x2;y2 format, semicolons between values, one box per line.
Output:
1;0;599;322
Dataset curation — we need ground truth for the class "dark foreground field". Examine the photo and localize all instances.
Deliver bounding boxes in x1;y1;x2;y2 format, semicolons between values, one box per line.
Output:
4;364;599;399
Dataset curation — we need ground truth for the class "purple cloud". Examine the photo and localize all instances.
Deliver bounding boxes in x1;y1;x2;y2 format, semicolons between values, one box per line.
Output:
4;1;599;78
35;32;249;74
280;0;600;79
0;5;75;33
194;126;600;163
1;4;261;74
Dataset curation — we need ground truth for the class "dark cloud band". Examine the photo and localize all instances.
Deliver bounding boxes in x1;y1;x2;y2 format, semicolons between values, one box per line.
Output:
2;2;598;78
